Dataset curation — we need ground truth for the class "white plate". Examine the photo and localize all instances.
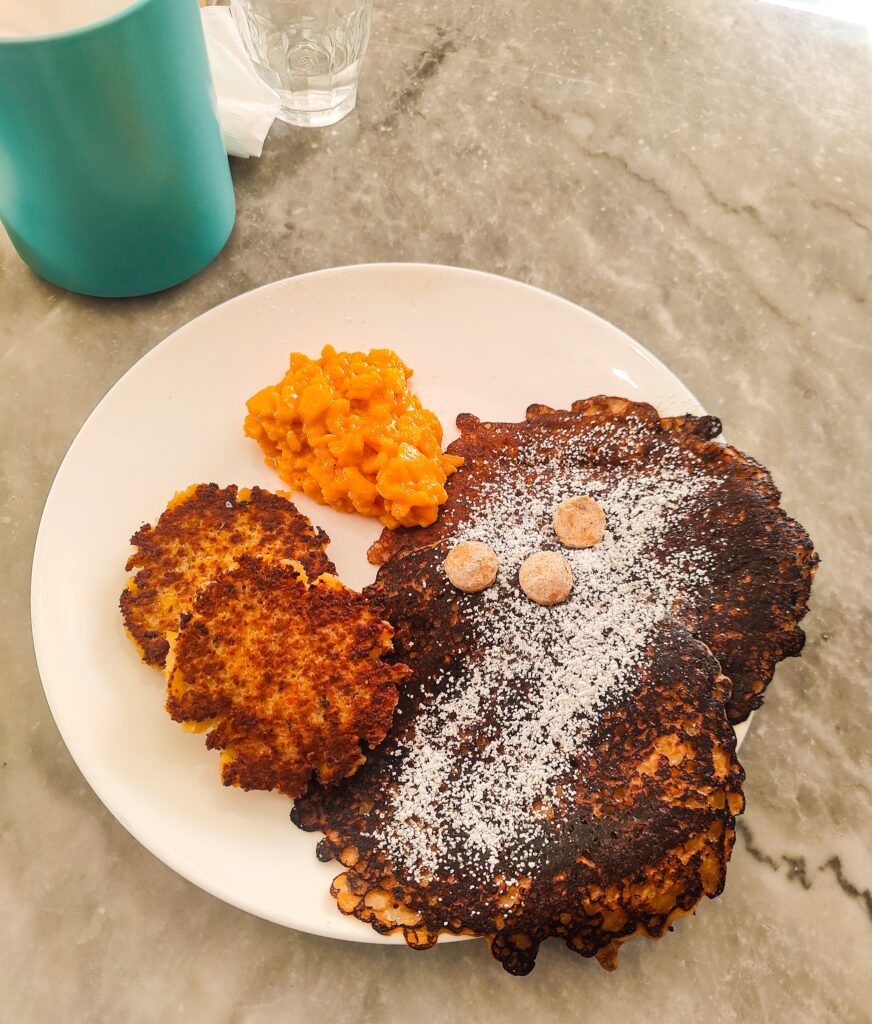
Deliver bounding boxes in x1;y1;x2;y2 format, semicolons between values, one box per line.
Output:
31;264;749;943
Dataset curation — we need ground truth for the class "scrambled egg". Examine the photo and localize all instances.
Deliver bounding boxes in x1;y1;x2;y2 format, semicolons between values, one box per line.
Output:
244;345;463;528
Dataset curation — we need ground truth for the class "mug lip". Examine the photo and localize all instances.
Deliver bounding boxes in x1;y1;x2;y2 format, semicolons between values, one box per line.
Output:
0;0;151;45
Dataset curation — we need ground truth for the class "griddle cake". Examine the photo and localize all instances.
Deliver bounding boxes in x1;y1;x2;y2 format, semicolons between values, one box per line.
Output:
121;484;334;667
165;555;410;798
294;397;815;972
369;397;818;723
293;558;743;973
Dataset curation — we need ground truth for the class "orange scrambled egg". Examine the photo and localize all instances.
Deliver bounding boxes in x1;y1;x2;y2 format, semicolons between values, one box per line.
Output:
244;346;463;529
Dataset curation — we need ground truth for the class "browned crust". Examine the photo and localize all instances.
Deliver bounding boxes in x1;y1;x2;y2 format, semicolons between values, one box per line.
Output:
367;396;818;723
294;615;744;974
165;555;410;798
292;395;817;971
120;484;335;667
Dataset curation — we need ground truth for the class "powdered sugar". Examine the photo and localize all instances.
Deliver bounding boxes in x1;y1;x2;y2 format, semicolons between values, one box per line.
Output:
370;417;719;883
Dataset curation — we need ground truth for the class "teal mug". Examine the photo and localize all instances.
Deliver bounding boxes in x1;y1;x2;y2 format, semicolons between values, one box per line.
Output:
0;0;235;297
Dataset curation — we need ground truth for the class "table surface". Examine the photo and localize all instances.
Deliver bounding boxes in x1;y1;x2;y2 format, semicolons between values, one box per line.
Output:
2;1;870;1021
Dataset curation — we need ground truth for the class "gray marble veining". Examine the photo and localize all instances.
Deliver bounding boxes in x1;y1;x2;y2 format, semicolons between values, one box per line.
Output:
1;1;870;1021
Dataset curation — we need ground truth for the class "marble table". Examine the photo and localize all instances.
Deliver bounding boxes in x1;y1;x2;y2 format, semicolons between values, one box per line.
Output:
2;1;870;1020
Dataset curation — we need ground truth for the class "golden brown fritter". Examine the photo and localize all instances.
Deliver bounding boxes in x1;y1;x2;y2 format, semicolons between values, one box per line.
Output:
120;484;334;667
165;555;410;798
294;396;816;973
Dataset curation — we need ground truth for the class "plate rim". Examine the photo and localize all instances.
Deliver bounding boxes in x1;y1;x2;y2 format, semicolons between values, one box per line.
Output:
30;262;747;944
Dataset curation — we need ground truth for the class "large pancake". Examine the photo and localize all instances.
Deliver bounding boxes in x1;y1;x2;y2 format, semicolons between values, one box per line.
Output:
293;397;815;972
368;396;818;724
294;556;743;973
121;483;335;667
165;555;410;798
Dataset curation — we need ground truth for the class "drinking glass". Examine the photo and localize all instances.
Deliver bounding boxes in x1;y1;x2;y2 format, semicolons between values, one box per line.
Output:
231;0;372;127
